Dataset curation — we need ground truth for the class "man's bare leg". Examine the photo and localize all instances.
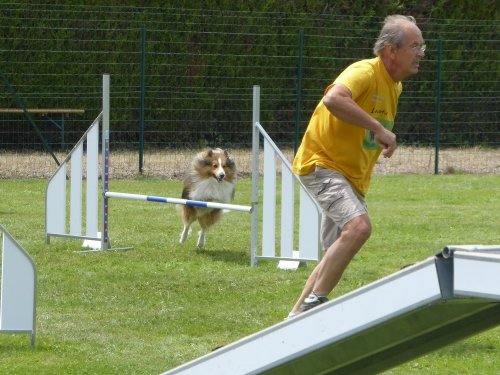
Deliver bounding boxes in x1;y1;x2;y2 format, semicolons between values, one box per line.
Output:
289;214;371;315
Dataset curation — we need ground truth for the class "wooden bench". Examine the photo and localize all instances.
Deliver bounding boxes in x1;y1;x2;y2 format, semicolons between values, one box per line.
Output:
0;108;84;115
0;108;85;149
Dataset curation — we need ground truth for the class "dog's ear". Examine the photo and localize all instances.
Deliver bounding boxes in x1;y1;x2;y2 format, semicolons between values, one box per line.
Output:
224;149;230;158
207;149;213;157
196;150;213;167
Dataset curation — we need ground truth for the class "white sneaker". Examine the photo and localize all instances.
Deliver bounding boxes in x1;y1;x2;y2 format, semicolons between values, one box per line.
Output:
285;311;298;320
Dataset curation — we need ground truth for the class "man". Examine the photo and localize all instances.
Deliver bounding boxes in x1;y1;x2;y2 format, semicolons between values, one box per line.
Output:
288;15;425;318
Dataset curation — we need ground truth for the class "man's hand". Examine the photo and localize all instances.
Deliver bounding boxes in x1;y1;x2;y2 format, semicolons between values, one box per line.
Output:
374;127;397;158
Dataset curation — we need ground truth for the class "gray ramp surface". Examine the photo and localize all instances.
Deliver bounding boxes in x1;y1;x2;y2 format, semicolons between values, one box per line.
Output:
162;247;500;375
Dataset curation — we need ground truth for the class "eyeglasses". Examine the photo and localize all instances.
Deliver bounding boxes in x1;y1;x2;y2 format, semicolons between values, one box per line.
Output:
409;43;426;53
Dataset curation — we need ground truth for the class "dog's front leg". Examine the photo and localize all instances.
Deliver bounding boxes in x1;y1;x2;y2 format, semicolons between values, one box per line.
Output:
197;229;206;248
179;224;191;244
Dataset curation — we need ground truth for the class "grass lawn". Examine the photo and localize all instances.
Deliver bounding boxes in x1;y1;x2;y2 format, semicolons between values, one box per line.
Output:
0;175;499;374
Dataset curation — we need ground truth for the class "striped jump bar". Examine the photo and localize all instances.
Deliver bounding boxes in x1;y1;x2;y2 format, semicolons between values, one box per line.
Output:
105;191;253;213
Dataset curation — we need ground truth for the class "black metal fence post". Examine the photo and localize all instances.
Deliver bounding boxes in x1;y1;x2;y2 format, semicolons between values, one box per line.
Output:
294;30;304;155
139;25;146;173
434;39;443;175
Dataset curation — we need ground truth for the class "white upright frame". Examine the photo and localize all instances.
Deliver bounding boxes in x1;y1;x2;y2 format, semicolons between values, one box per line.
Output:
250;85;322;267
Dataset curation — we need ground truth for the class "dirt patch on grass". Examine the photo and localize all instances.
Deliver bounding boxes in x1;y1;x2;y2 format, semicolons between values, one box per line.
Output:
1;147;498;179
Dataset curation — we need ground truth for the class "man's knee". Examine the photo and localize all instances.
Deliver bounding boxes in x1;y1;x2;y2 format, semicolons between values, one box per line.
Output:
345;215;372;241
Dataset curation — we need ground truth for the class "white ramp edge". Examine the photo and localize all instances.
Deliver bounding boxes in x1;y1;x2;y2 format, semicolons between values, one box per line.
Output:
0;225;37;348
161;248;500;375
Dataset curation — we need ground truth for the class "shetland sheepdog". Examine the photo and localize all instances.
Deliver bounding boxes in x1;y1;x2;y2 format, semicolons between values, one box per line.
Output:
178;148;236;248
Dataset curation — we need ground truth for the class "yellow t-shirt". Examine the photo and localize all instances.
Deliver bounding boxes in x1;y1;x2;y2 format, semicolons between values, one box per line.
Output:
293;57;402;196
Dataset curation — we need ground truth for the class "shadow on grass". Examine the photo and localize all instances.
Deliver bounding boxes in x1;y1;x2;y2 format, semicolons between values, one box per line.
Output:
194;248;249;265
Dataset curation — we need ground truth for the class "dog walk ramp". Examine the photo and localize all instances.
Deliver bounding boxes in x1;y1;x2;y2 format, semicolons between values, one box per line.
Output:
162;246;500;375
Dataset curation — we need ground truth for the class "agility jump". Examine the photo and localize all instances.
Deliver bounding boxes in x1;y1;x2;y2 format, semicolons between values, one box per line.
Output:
45;76;321;265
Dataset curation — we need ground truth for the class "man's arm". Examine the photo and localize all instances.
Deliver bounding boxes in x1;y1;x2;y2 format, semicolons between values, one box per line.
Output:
322;83;397;158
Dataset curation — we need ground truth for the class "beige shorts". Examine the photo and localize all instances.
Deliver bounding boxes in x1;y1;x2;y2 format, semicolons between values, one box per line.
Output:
299;167;368;250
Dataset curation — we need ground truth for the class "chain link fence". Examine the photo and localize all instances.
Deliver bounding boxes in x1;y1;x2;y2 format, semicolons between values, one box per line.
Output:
1;3;499;178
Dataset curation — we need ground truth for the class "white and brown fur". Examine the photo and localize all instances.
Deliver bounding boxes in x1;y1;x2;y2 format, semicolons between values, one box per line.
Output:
178;148;236;248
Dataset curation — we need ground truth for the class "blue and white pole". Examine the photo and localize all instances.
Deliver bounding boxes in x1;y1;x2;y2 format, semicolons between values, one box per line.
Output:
105;191;253;213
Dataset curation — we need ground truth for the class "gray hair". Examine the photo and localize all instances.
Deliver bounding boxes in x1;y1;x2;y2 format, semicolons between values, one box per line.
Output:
373;15;417;56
